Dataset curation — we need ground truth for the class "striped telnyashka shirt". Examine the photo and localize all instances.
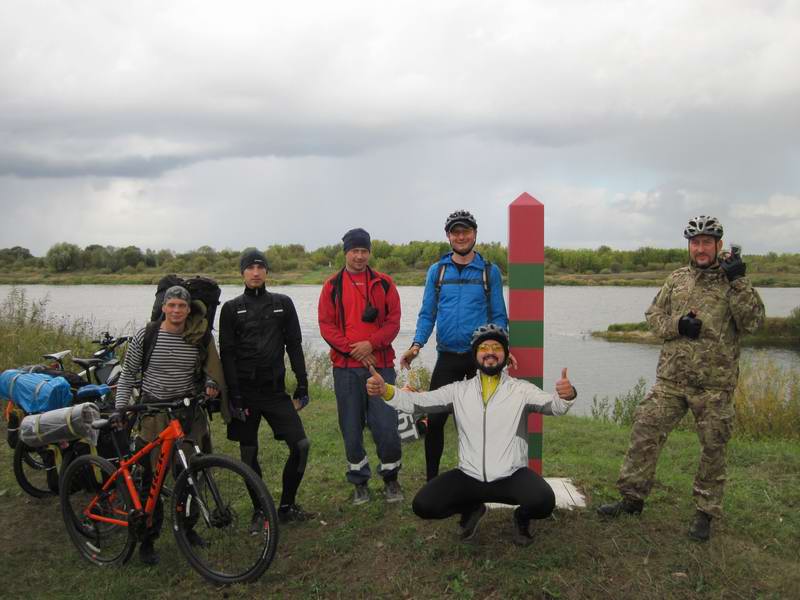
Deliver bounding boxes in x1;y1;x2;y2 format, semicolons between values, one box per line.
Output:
115;326;199;409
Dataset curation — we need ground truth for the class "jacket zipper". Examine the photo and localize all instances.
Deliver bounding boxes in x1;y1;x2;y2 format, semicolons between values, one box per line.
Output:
482;401;487;482
481;379;500;482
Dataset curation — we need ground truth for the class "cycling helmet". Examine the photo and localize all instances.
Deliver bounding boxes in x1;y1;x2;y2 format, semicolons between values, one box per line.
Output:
471;324;510;375
471;324;510;354
445;210;478;233
684;215;723;240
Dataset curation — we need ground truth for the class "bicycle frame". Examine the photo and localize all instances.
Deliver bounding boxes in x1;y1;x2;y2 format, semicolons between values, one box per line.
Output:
85;415;188;528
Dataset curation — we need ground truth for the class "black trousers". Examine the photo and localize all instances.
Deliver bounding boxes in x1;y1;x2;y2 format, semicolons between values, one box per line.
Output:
412;467;556;521
424;351;477;480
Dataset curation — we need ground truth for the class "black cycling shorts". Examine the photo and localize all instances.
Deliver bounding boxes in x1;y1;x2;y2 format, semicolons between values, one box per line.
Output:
227;390;306;446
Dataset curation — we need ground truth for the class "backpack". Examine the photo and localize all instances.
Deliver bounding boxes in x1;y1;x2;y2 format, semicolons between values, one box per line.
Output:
0;370;73;415
432;258;493;322
149;274;222;330
143;274;221;375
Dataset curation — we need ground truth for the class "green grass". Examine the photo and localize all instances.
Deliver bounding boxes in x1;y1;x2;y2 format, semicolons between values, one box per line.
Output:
1;391;799;599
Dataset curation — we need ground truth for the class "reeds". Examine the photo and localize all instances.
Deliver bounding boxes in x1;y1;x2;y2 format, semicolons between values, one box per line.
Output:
0;287;96;371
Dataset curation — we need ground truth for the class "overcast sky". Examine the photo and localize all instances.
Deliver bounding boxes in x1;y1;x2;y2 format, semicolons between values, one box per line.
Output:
1;1;798;256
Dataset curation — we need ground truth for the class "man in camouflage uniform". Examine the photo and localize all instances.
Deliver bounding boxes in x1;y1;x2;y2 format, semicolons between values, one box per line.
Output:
597;216;765;541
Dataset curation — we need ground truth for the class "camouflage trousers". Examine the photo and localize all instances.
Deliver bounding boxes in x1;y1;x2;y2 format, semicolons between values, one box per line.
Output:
617;378;734;518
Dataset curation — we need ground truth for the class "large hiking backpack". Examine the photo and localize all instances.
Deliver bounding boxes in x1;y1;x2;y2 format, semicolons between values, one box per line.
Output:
143;274;221;378
149;274;222;329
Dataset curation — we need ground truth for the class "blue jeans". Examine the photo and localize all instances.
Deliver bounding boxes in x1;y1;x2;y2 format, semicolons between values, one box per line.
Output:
332;367;401;485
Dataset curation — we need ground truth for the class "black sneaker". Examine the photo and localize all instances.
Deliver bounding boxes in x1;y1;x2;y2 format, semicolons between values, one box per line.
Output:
596;497;644;517
688;510;712;542
459;504;487;541
139;540;159;566
512;507;534;546
185;528;208;548
249;510;265;535
353;483;370;506
384;480;404;503
279;503;317;524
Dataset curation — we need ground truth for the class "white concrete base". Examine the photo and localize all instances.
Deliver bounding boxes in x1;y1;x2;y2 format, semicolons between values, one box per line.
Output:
486;477;586;511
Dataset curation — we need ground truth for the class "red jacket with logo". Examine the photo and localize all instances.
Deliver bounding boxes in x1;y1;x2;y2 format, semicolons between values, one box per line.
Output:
317;267;401;368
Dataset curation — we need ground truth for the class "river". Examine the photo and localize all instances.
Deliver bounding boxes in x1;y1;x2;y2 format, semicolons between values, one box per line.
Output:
2;284;797;415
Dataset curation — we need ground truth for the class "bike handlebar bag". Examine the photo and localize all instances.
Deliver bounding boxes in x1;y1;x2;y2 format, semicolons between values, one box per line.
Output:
19;402;101;448
0;370;73;414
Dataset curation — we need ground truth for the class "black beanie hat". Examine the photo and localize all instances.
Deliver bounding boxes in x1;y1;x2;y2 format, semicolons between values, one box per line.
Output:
239;248;269;273
342;228;371;253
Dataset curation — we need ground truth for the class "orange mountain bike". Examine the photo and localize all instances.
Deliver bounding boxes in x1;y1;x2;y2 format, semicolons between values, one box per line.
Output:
58;397;278;584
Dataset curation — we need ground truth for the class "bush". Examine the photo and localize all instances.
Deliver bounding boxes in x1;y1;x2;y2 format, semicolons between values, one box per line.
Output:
734;354;800;440
591;378;647;425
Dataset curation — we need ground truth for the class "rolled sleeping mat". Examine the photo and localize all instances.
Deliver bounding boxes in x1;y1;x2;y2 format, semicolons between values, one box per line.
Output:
19;402;101;448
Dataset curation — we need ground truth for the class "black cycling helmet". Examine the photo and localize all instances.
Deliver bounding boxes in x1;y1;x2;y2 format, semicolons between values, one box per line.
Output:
445;210;478;233
684;215;723;240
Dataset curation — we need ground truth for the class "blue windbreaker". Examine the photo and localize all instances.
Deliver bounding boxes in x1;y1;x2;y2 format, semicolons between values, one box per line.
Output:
413;252;508;353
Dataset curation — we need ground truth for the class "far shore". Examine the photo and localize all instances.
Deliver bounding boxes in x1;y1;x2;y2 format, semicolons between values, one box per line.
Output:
2;269;799;288
592;317;799;349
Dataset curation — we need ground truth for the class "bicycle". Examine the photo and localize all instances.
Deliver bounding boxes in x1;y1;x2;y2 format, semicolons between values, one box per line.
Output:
10;333;128;498
59;396;279;584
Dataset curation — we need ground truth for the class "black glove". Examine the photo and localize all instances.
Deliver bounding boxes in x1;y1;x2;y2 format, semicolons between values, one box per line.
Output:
109;409;128;430
230;395;247;422
720;251;746;282
293;374;309;401
678;312;703;339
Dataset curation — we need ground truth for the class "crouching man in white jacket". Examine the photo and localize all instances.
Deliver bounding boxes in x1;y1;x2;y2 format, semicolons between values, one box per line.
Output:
366;324;577;545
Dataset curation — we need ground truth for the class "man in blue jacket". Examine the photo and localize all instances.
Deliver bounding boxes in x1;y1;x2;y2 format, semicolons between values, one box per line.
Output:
400;210;509;480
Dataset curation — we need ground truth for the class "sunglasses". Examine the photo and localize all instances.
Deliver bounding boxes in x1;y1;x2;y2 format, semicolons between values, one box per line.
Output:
477;342;504;353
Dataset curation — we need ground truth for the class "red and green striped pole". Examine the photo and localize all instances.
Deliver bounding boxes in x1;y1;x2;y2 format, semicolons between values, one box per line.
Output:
508;192;544;475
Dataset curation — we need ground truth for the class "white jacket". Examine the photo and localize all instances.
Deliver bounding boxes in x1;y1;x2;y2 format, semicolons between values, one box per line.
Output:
388;372;575;482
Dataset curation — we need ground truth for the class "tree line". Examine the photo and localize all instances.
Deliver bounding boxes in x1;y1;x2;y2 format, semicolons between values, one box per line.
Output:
1;242;799;276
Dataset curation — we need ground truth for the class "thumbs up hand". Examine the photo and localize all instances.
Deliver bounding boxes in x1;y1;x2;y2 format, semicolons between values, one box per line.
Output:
556;368;577;400
366;365;387;397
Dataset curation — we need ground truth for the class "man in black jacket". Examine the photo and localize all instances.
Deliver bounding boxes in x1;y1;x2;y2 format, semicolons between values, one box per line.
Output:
219;248;315;527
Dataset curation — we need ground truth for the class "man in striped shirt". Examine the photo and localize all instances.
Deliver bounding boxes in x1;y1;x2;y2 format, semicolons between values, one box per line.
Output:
115;285;221;566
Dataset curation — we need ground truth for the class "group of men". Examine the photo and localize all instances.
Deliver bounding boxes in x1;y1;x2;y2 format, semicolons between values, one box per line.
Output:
115;210;764;565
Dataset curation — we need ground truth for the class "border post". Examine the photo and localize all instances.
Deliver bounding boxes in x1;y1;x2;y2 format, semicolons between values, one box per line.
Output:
508;193;544;474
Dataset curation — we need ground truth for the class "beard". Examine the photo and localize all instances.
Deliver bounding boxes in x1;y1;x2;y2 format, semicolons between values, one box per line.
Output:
476;354;507;376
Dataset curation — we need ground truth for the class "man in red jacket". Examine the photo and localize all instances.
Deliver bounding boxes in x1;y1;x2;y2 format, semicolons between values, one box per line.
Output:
318;228;404;505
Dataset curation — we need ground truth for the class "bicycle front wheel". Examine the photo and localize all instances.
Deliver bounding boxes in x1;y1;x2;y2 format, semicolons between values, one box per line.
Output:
60;454;135;566
172;454;279;584
14;442;58;497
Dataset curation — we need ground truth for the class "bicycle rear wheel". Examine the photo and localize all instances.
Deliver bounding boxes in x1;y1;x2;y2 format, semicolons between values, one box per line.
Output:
13;442;58;497
60;454;135;566
172;454;278;584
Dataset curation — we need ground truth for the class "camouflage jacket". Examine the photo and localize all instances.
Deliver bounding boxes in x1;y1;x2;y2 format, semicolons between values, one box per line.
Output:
645;265;765;391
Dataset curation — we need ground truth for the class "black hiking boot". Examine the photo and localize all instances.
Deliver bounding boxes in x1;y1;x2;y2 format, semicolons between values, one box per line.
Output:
688;510;712;542
352;483;370;506
278;503;317;524
596;497;644;517
458;504;487;541
139;540;159;566
384;480;404;504
511;507;535;547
